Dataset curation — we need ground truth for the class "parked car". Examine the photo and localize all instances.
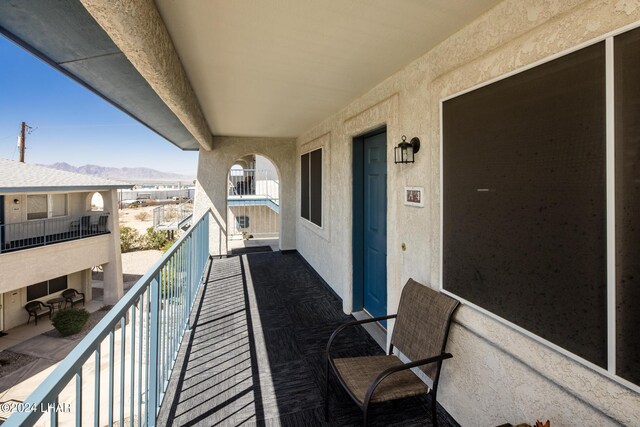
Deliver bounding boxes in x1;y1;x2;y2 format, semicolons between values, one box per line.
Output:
122;199;145;208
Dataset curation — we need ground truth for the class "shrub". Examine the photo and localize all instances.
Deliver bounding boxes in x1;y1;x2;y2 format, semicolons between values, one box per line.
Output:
144;227;168;250
120;226;141;253
161;240;174;253
52;308;90;336
135;211;150;221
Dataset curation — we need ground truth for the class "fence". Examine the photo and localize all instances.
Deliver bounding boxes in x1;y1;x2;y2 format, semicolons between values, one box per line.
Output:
0;213;110;254
152;204;193;231
227;169;279;240
4;210;212;427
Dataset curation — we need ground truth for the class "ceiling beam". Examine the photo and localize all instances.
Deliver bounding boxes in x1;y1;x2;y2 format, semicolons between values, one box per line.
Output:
79;0;213;151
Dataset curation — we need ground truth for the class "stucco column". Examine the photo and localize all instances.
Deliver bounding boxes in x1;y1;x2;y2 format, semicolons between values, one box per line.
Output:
81;268;93;302
101;190;123;304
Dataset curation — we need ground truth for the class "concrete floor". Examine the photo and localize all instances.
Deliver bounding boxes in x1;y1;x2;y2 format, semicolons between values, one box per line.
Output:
0;300;103;353
227;237;280;252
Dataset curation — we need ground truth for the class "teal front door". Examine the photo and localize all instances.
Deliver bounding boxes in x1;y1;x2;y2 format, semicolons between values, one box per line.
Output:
362;131;387;319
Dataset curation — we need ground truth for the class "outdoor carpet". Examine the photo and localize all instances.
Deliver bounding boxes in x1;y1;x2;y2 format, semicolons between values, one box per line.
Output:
229;246;273;255
158;251;459;426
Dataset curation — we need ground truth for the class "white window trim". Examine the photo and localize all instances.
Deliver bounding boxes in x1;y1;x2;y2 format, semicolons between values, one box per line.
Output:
26;193;69;221
300;147;324;230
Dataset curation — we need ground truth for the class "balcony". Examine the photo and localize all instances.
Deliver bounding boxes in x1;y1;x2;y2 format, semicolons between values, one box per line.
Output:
0;213;110;254
3;211;457;426
152;204;193;232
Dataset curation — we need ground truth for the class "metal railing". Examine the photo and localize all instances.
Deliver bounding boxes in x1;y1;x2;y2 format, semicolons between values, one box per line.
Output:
227;169;280;240
227;197;280;239
228;169;279;200
152;204;193;231
4;210;212;427
0;213;110;254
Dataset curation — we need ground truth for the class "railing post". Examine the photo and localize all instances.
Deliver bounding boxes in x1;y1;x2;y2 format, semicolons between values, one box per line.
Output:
186;235;192;330
147;277;160;427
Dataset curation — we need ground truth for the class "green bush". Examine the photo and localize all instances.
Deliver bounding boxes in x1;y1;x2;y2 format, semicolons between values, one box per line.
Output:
144;227;168;250
161;240;174;253
120;226;141;253
52;308;90;336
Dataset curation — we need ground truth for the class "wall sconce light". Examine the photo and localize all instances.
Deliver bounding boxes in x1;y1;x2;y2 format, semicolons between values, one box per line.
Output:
13;198;20;205
394;135;420;164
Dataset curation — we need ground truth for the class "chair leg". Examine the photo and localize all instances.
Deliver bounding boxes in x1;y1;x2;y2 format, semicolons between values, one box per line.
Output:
431;391;438;427
324;360;331;421
363;401;369;427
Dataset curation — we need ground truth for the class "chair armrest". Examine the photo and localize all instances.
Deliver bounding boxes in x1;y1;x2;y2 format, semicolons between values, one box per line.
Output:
363;353;453;407
326;314;397;358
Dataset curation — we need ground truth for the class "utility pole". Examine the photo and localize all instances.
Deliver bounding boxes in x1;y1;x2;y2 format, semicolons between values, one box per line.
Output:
18;122;32;163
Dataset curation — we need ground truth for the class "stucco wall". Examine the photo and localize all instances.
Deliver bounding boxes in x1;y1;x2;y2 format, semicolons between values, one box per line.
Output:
294;1;640;425
2;270;85;330
228;205;279;238
0;235;110;293
194;136;296;255
2;191;96;225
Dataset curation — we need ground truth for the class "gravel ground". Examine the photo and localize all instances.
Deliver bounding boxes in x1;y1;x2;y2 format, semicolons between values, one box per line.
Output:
118;207;156;234
122;250;163;276
0;351;38;378
43;306;112;340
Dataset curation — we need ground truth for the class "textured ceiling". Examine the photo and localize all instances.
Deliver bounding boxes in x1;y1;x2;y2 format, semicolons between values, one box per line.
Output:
155;0;501;138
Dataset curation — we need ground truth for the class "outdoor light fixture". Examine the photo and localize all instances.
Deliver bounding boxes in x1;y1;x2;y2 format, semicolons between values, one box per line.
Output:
13;198;19;205
394;135;420;164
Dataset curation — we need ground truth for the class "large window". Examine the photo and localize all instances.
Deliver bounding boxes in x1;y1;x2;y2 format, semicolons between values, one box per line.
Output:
27;194;68;220
301;148;322;227
27;276;68;301
27;195;48;220
443;26;640;387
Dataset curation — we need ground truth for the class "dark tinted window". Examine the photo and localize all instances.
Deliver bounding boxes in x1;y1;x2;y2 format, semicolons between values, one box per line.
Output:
443;42;607;367
310;149;322;227
27;281;48;301
301;149;322;227
49;276;68;294
301;153;310;220
615;27;640;385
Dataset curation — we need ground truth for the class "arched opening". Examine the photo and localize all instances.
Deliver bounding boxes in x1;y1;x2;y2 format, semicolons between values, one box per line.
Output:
89;192;104;211
227;154;280;252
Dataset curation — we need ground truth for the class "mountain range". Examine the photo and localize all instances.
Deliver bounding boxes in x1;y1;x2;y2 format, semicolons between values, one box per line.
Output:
41;162;194;182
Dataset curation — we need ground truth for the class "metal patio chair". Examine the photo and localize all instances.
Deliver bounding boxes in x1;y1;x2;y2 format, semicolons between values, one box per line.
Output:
325;279;459;426
25;301;53;325
62;289;85;308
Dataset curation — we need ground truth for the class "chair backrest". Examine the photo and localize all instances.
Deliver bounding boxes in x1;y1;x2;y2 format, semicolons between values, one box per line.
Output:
62;289;76;298
390;279;459;380
25;301;42;312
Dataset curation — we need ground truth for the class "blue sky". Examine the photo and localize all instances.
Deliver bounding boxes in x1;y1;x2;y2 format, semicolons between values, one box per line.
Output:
0;36;198;176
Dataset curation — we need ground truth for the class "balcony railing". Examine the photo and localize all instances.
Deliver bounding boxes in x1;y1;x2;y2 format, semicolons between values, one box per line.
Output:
0;213;110;254
152;204;193;231
4;210;212;427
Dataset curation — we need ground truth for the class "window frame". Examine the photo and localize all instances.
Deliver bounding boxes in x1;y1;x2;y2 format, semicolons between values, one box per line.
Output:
300;147;323;228
26;276;68;302
439;24;640;394
26;193;69;221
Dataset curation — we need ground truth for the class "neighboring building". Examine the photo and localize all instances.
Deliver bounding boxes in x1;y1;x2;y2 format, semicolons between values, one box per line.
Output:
118;185;195;204
1;1;640;425
0;159;130;330
228;155;280;240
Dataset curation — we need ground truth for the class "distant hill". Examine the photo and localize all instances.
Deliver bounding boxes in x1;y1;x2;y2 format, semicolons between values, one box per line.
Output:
41;162;194;182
